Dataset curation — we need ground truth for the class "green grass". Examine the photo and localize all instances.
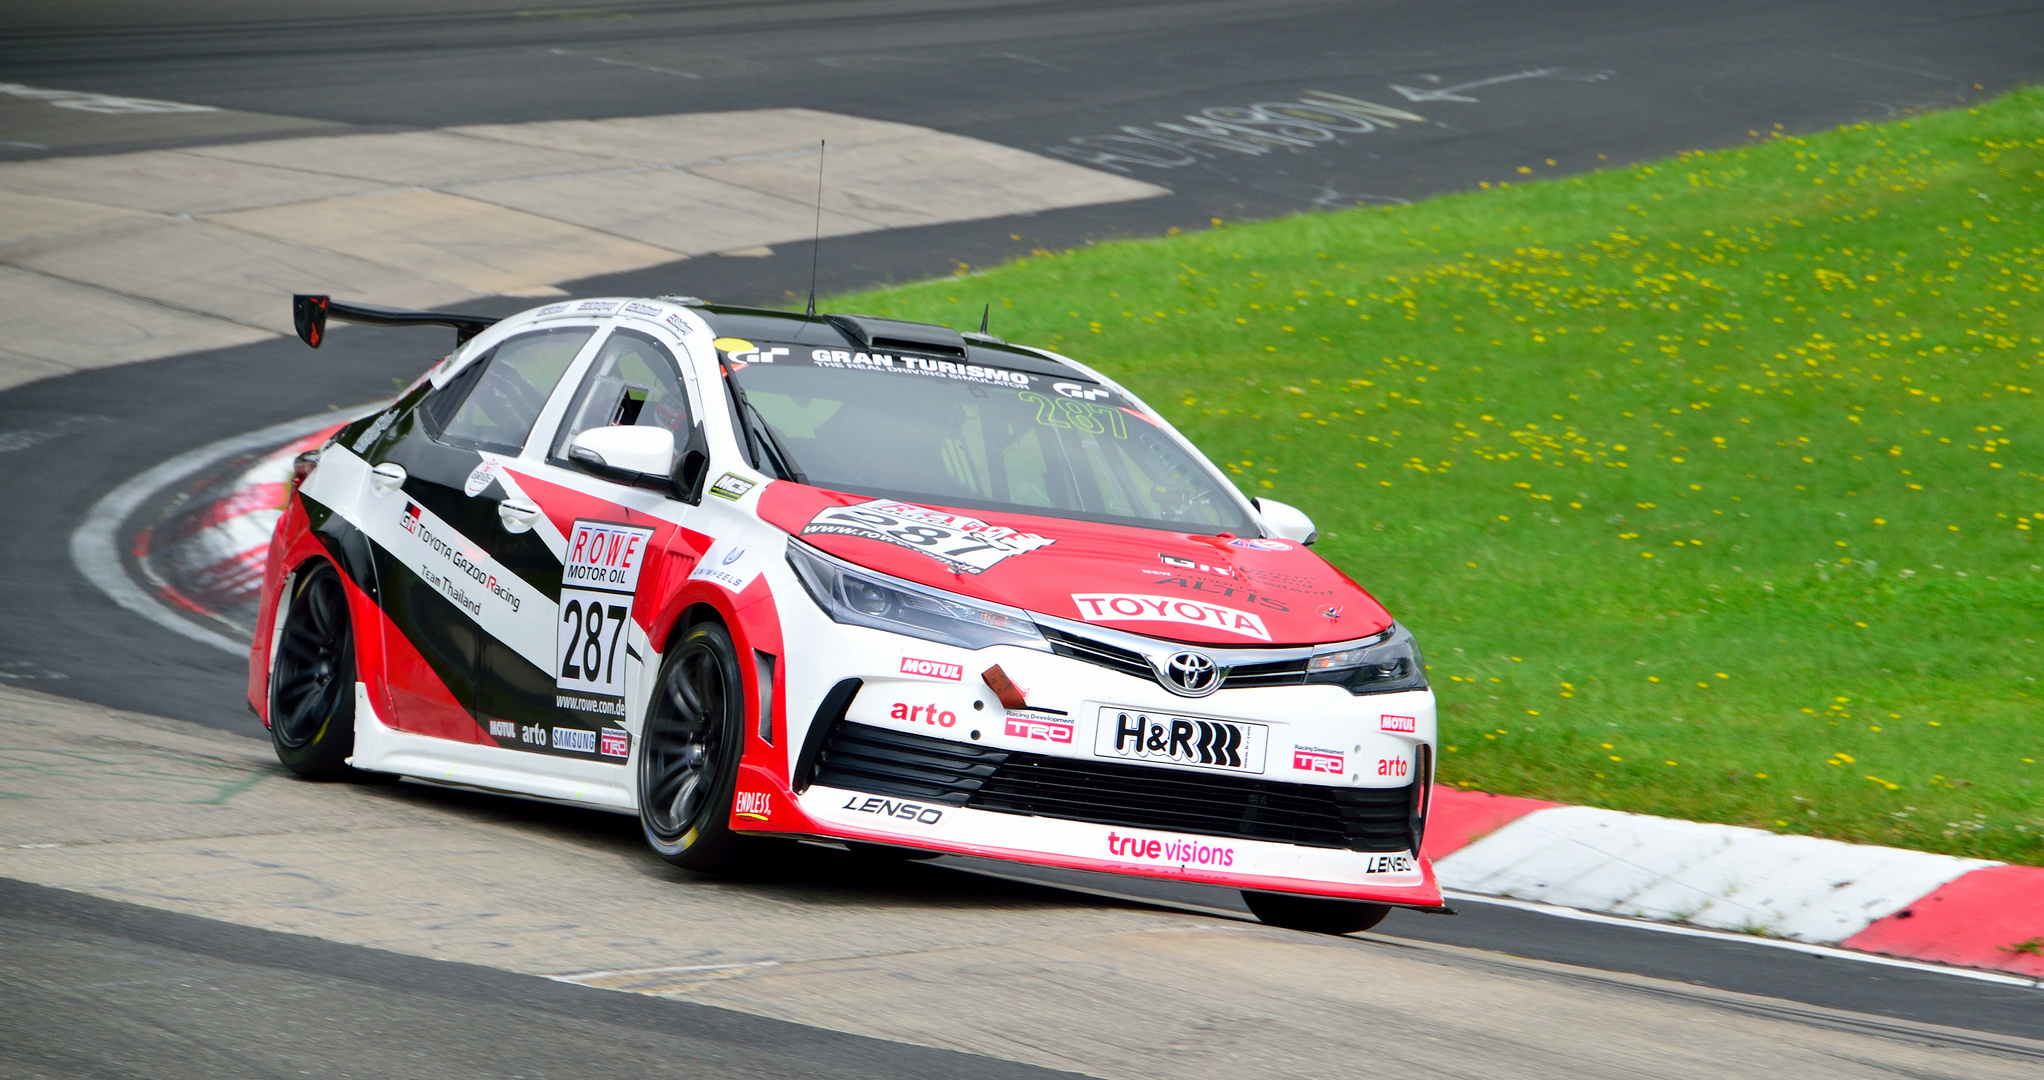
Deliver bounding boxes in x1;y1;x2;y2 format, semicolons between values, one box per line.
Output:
829;89;2044;865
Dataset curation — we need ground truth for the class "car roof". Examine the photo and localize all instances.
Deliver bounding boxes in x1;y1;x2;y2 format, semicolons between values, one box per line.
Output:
687;302;1087;382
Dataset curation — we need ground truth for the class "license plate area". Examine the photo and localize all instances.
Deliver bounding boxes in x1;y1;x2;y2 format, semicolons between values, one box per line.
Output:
1092;707;1269;774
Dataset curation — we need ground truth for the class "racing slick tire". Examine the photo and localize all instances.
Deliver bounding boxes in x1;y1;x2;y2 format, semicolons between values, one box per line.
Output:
1242;891;1393;935
269;562;361;780
638;622;771;873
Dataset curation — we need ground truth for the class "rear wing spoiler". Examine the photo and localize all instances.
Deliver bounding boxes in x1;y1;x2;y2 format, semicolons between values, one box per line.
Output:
292;294;499;349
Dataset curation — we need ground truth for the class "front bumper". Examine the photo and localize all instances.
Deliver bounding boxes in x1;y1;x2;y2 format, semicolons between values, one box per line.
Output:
754;584;1443;907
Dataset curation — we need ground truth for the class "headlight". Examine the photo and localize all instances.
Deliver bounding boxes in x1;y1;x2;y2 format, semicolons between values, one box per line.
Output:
786;540;1049;652
1304;622;1427;695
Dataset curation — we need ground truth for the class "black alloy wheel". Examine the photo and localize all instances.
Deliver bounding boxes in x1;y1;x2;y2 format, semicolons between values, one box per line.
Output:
638;622;768;872
1241;891;1393;935
269;562;360;779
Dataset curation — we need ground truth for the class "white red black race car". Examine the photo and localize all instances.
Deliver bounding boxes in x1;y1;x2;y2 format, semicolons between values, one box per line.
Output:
252;293;1443;933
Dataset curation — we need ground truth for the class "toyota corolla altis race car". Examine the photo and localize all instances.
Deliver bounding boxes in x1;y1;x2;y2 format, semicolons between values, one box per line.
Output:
252;292;1443;933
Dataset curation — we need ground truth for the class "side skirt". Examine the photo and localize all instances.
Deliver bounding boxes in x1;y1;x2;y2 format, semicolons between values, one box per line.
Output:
348;683;635;813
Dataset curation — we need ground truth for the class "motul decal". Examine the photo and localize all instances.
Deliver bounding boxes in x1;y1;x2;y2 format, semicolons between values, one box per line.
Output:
899;657;963;681
1070;593;1270;641
1380;714;1418;733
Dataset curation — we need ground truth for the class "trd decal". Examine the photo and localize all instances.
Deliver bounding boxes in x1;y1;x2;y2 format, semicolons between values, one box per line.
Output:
1292;748;1345;774
1004;712;1074;744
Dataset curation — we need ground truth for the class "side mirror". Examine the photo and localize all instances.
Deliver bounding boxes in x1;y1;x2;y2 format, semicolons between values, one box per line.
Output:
569;425;675;478
1252;497;1319;546
673;423;710;504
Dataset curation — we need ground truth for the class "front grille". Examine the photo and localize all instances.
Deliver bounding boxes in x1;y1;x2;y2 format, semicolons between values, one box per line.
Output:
1041;626;1153;680
810;722;1009;805
1221;656;1309;689
810;721;1415;851
1040;624;1313;693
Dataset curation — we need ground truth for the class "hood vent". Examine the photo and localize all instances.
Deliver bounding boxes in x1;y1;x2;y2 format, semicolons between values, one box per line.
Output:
826;313;968;357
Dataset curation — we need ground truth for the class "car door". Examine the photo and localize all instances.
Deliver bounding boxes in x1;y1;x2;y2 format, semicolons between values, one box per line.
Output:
368;324;597;741
473;324;708;766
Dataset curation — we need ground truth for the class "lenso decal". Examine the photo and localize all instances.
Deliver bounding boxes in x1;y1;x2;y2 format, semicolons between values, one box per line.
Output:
802;499;1053;575
557;519;657;713
1070;592;1269;641
709;472;757;501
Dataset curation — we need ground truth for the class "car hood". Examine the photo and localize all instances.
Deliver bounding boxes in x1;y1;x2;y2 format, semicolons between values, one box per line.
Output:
757;482;1391;647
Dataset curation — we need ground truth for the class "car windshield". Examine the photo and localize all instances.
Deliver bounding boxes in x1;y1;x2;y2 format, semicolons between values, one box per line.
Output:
724;341;1254;533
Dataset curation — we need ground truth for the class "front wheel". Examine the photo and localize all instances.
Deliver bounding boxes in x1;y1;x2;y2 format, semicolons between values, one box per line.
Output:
269;563;360;780
1242;891;1392;935
638;622;768;873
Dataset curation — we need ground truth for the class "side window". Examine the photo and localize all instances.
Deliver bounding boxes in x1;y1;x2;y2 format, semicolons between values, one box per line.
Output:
552;328;694;460
424;326;595;454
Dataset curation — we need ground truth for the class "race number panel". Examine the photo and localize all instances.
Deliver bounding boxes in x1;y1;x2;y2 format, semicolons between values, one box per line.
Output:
801;498;1053;574
557;520;656;716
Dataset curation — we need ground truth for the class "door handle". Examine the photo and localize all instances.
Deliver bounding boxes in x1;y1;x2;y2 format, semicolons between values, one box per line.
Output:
499;497;540;534
369;462;406;497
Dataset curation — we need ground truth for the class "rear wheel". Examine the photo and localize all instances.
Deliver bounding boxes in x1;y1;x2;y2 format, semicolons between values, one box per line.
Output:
638;623;767;873
1242;891;1392;935
269;563;359;779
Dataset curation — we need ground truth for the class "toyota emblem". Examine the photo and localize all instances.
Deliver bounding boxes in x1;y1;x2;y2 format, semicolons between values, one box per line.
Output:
1162;651;1222;697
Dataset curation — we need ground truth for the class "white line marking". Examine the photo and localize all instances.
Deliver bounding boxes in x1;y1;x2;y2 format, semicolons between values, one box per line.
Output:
1442;889;2040;988
552;961;779;983
70;406;380;656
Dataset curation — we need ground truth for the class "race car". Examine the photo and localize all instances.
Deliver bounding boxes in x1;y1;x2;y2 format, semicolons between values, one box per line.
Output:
252;292;1443;934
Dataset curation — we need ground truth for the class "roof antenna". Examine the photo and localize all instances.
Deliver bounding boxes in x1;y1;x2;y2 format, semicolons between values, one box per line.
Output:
979;304;990;335
805;139;825;318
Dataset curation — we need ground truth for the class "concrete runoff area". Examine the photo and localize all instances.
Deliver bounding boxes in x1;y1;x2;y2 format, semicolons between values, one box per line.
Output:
0;107;1166;390
3;682;2041;1080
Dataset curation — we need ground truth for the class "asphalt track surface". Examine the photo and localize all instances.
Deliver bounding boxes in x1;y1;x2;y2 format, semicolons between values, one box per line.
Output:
4;1;2044;1076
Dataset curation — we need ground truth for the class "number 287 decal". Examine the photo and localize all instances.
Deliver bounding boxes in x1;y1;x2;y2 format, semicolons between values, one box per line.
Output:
801;499;1054;574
